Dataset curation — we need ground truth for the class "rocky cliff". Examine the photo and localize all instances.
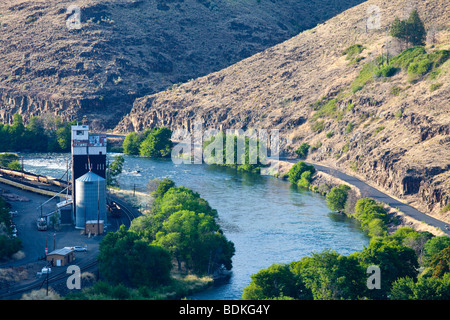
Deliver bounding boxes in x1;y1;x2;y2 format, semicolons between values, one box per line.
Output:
116;0;450;221
0;0;365;129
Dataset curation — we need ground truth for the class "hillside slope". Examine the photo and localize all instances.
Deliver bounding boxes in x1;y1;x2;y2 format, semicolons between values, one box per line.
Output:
116;0;450;221
0;0;365;129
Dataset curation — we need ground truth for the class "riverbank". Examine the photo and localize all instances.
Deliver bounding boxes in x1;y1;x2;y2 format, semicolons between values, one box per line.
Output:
274;158;448;236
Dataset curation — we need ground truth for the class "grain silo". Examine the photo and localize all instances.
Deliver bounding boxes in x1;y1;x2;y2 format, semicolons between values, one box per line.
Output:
75;171;107;230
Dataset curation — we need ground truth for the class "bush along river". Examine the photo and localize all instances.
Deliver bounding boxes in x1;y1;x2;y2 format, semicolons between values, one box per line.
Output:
22;153;369;300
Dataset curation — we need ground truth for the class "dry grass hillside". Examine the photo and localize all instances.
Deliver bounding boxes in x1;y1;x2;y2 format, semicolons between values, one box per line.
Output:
116;0;450;221
0;0;365;129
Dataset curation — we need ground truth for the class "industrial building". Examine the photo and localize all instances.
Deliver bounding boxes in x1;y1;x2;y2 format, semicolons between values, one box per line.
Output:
46;247;74;266
70;125;107;230
75;171;107;230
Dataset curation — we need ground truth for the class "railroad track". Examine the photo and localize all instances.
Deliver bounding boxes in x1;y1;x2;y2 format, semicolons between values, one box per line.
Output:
0;175;143;299
0;259;98;299
107;194;142;229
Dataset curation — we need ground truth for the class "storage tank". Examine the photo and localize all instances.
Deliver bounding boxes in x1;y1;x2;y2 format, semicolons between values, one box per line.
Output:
75;171;107;229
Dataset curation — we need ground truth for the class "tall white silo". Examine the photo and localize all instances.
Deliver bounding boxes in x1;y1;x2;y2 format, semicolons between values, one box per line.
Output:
75;171;107;229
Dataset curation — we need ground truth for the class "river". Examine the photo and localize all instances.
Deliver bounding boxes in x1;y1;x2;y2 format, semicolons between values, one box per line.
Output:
22;153;369;300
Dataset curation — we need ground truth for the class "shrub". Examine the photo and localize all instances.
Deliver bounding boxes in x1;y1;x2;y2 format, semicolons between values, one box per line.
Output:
352;198;388;236
408;58;432;76
374;126;385;135
311;120;325;133
288;161;315;185
351;62;379;92
430;83;443;92
345;122;354;134
326;185;351;212
312;98;338;120
297;170;313;189
295;143;310;159
342;44;365;60
375;65;399;77
326;130;334;139
390;46;427;69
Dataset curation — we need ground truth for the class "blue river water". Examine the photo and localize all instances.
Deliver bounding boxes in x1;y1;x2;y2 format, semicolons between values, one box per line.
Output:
22;153;369;300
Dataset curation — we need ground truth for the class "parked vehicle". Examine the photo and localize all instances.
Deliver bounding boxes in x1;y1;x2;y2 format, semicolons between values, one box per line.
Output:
37;218;47;231
41;266;51;274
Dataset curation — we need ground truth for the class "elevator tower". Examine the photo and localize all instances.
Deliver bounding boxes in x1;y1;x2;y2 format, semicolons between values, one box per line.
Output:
71;125;107;224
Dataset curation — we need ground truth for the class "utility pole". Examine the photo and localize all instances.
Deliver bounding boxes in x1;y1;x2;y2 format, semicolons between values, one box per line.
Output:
97;177;100;235
46;266;49;296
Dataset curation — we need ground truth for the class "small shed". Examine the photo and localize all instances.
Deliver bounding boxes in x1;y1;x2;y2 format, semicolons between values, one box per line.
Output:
57;199;73;225
46;248;74;267
85;220;104;235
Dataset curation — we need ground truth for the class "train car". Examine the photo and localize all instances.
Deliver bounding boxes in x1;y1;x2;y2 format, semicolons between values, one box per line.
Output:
107;200;122;218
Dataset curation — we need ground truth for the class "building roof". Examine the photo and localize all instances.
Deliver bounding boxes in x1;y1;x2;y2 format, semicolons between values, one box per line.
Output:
47;248;74;256
57;198;73;209
86;220;105;224
76;171;105;182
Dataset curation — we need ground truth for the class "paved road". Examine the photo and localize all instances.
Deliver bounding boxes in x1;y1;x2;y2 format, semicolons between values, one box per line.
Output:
281;158;450;236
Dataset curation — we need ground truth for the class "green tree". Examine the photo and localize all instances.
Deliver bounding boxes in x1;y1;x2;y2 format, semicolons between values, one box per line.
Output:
0;153;19;168
24;116;48;151
151;178;175;199
291;250;366;300
354;237;419;299
390;274;450;300
0;197;23;260
242;263;312;300
297;170;313;188
55;121;76;152
406;9;426;46
154;210;234;274
428;246;450;278
288;161;315;185
326;185;351;212
139;127;173;158
107;155;124;187
9;114;25;149
390;10;426;47
123;132;141;155
423;236;450;267
98;225;172;287
392;227;433;266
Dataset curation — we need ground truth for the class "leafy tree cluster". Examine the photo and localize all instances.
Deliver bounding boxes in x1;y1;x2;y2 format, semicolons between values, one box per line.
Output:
97;225;173;288
0;197;22;260
350;198;389;238
0;153;21;171
287;161;315;189
326;188;389;238
202;132;268;174
243;228;450;300
0;114;76;153
130;180;235;275
123;127;173;158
